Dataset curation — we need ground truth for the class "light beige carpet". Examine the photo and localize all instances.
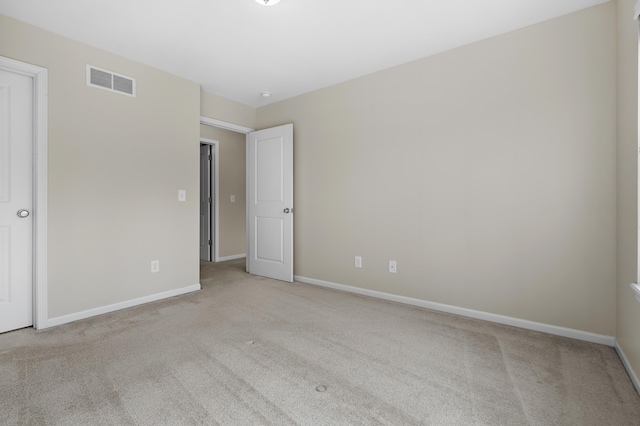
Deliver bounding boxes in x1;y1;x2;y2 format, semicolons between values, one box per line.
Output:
1;259;640;425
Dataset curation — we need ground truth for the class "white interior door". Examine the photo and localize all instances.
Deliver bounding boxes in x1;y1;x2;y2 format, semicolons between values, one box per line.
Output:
247;124;293;282
0;69;33;333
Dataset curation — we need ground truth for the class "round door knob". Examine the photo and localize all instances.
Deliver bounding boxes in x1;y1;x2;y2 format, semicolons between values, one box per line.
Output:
17;209;30;218
283;208;290;214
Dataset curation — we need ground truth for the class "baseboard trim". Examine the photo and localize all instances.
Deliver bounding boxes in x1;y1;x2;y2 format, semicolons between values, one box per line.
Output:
217;253;246;262
615;339;640;396
43;284;201;329
294;275;614;347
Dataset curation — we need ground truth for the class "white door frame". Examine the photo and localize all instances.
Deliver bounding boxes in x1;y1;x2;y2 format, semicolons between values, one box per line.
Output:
200;116;254;134
199;116;254;268
0;56;48;330
200;138;219;261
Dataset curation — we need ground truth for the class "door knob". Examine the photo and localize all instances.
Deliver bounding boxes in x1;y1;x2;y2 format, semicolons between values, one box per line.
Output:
283;208;290;214
17;209;30;218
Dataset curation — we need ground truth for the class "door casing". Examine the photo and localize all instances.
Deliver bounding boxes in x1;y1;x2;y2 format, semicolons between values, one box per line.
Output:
200;115;255;272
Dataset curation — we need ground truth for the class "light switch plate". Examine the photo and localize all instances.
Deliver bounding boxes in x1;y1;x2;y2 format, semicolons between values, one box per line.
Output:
178;190;186;201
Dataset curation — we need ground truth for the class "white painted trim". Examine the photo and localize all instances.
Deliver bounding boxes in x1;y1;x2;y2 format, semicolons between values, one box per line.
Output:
0;56;48;330
294;275;615;347
214;141;220;262
615;339;640;396
200;116;254;134
200;138;219;262
44;284;201;328
246;134;250;273
218;253;246;262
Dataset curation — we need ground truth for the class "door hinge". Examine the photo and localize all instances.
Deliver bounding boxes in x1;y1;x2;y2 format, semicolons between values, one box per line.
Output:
209;155;212;160
209;240;212;245
209;197;212;203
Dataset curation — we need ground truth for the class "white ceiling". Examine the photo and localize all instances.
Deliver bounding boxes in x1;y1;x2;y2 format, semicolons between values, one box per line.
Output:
0;0;608;107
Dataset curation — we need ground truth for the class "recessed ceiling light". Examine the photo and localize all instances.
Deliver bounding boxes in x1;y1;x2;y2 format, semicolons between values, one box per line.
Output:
255;0;281;5
261;91;272;98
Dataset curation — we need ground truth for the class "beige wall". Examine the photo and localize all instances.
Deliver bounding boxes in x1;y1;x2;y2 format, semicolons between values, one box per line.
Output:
200;125;246;258
0;15;201;318
616;0;640;377
257;3;617;335
201;90;256;130
0;3;626;342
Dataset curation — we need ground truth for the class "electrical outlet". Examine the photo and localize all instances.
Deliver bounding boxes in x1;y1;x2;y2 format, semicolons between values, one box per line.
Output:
231;195;235;203
151;260;160;273
355;256;362;268
389;260;397;273
178;190;186;202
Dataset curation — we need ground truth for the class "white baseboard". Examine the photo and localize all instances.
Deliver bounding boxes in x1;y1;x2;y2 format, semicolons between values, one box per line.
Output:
43;284;201;329
615;339;640;396
217;253;246;262
294;275;615;347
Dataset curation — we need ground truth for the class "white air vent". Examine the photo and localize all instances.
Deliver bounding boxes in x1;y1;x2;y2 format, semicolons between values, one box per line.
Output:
86;65;136;97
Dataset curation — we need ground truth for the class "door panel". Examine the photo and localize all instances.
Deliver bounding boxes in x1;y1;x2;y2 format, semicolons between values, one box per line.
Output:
0;227;10;302
0;69;33;333
256;137;284;202
0;87;8;203
256;217;283;262
248;124;293;282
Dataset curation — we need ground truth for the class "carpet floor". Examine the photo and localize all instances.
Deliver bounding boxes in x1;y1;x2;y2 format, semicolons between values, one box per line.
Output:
1;259;640;425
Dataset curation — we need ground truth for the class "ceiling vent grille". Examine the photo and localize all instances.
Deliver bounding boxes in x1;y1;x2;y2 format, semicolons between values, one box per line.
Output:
86;65;136;97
